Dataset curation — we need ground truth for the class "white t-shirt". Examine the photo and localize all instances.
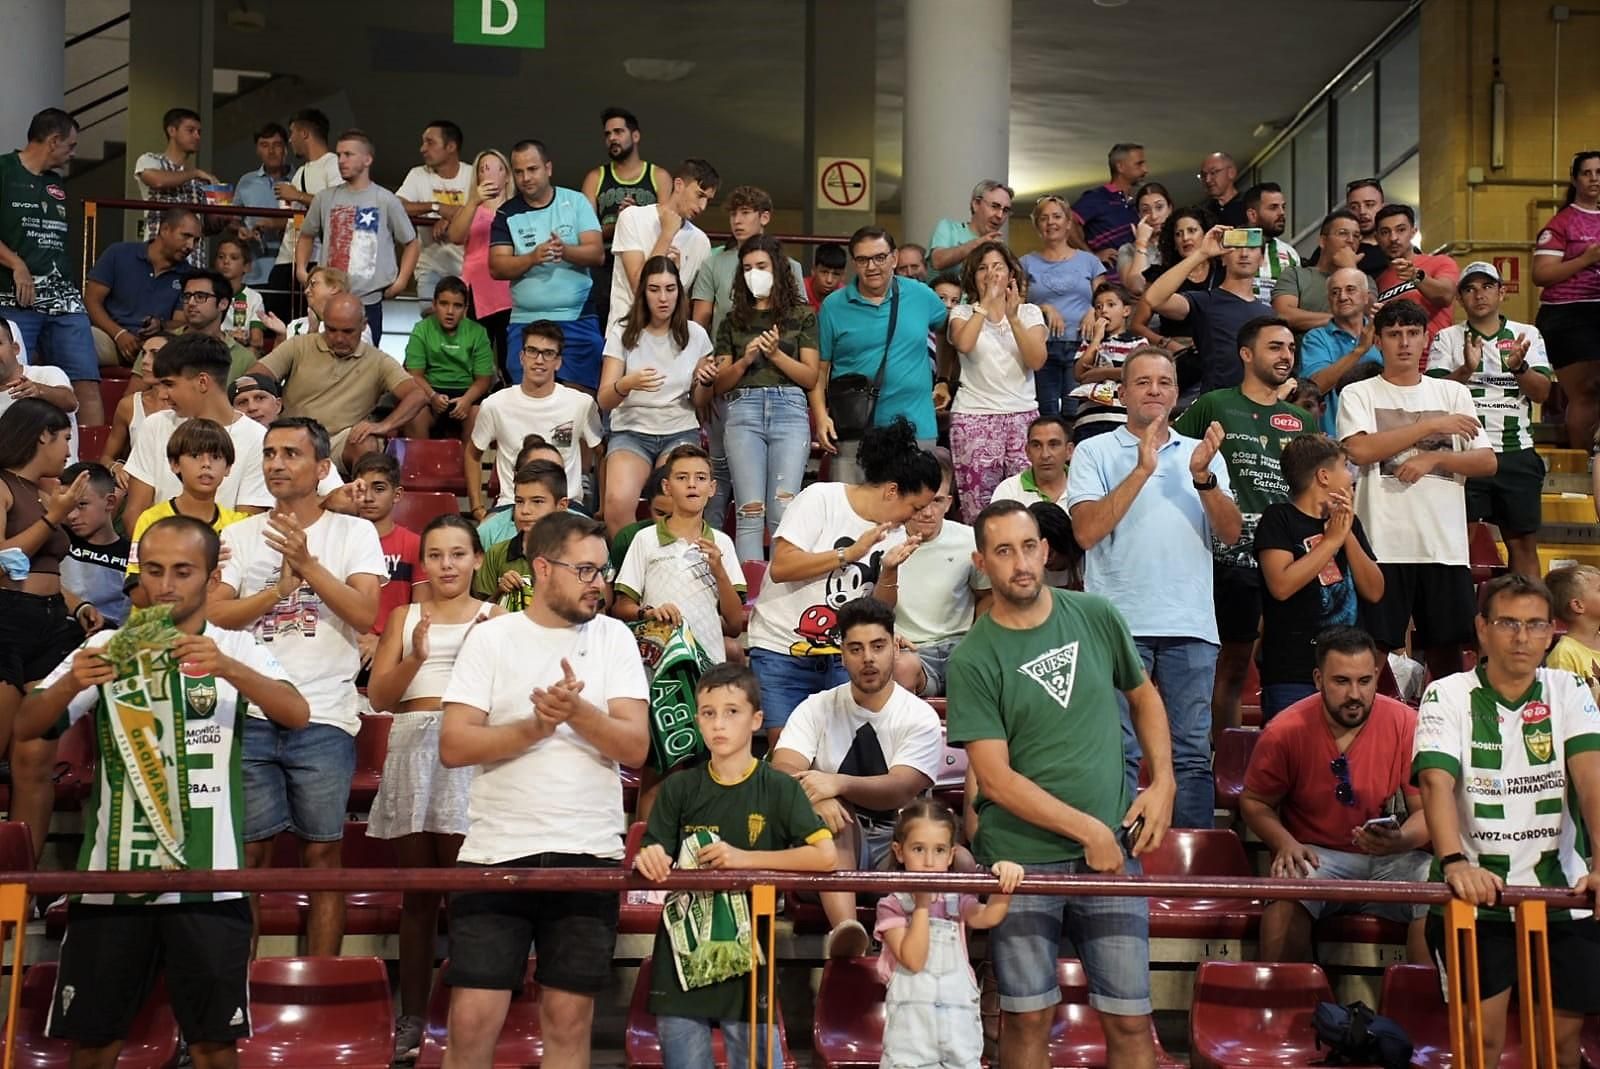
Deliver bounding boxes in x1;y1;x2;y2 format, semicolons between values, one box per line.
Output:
779;681;944;786
0;365;78;463
602;320;713;435
948;302;1045;414
608;204;712;331
991;469;1070;506
1336;374;1493;566
396;163;473;283
748;481;908;657
276;152;343;266
614;521;743;664
219;510;387;733
125;410;272;512
442;612;648;863
894;519;990;645
471;383;602;507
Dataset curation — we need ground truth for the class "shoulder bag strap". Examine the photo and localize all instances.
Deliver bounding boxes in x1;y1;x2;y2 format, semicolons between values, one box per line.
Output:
865;282;900;428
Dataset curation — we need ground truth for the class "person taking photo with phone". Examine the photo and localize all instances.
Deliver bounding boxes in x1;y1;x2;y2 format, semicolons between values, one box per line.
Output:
1140;224;1272;400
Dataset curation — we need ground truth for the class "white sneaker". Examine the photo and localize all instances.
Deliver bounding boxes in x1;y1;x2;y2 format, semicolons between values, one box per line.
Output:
393;1014;425;1063
824;919;870;959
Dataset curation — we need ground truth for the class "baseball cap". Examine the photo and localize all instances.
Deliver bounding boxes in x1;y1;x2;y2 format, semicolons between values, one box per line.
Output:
228;372;281;403
1458;261;1501;288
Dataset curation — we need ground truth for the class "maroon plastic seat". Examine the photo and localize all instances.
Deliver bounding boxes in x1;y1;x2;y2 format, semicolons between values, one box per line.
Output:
392;491;461;533
390;438;468;494
926;697;947;720
257;821;403;936
0;963;179;1069
0;820;33;872
620;821;665;935
101;364;134;381
417;958;541;1068
237;956;393;1069
1314;912;1408;948
1190;961;1345;1069
741;560;767;600
1052;960;1184;1068
52;715;96;809
1213;728;1260;811
348;713;391;812
625;957;796;1068
785;896;877;934
1469;522;1507;584
95;378;129;425
1140;829;1262;940
76;424;110;463
1381;963;1526;1069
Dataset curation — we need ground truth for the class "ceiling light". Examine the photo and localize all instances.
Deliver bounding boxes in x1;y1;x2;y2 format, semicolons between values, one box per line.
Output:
1092;0;1130;7
623;59;696;83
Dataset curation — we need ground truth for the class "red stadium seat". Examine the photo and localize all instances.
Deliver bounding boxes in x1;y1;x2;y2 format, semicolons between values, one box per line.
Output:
75;424;109;462
417;958;541;1068
101;364;134;380
1189;961;1339;1069
626;956;797;1068
0;963;180;1069
0;821;33;872
95;378;128;425
1213;728;1260;811
1378;964;1526;1069
926;697;947;720
392;491;462;533
620;821;665;935
1139;829;1262;941
237;956;393;1069
1051;960;1184;1068
390;438;468;494
348;712;391;811
1314;912;1408;949
52;714;96;809
741;559;767;600
257;822;403;936
1469;522;1506;584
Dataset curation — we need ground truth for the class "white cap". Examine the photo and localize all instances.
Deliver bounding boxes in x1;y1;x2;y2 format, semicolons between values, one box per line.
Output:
1459;260;1500;287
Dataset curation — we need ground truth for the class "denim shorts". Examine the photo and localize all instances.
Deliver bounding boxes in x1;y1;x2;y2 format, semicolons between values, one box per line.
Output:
1298;846;1429;922
608;427;703;464
747;648;848;730
4;308;99;381
990;857;1152;1016
242;717;357;842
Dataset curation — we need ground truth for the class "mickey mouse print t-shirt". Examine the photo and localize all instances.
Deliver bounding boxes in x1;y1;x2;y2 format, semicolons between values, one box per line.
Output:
748;481;906;658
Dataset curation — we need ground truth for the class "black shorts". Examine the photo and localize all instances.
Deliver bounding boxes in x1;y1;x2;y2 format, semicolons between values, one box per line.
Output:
1213;564;1263;643
1426;913;1600;1014
48;898;253;1046
446;853;620;994
1361;563;1477;651
1466;447;1546;536
0;588;85;693
427;387;474;437
1536;301;1600;370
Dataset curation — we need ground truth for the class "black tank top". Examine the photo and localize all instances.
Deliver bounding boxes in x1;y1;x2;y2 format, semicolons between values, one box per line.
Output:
595;161;659;234
1;469;66;576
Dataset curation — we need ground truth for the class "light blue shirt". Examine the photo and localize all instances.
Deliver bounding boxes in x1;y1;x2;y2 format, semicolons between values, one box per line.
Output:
1020;250;1107;338
1299;322;1382;434
819;276;949;439
234;166;287;285
489;187;602;322
928;217;976;282
1065;425;1233;642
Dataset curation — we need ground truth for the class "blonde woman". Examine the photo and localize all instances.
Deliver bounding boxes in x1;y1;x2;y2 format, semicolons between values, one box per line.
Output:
446;149;515;366
1022;195;1110;418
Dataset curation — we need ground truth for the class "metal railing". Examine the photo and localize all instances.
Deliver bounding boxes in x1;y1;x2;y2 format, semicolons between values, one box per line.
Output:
0;864;1578;1069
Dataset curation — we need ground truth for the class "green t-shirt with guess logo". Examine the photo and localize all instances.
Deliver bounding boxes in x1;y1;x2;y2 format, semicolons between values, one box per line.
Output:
0;151;83;314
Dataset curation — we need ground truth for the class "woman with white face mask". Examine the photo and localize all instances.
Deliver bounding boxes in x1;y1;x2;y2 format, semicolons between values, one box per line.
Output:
712;235;822;560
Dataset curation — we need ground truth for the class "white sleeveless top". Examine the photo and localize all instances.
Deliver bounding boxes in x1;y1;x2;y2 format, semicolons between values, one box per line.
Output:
398;601;494;704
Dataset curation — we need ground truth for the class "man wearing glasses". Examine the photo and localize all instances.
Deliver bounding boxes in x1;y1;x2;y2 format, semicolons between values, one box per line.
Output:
927;179;1014;281
177;271;255;382
1198;152;1248;227
1240;626;1430;963
440;511;648;1069
1416;573;1600;1069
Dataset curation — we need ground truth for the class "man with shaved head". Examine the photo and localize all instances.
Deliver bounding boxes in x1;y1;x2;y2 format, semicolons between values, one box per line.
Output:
247;293;429;472
1298;267;1383;434
1199;152;1247;227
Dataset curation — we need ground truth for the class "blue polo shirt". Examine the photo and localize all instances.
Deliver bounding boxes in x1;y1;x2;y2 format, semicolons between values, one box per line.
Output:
233;166;285;285
489;187;601;322
1071;183;1139;256
819;276;948;440
85;240;192;331
1299;322;1382;434
1065;425;1233;643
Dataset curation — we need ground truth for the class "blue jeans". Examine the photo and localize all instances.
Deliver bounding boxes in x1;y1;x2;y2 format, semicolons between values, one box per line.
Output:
1120;636;1217;829
242;718;357;842
747;648;848;730
1034;336;1079;420
657;1016;778;1069
706;398;731;537
1261;682;1317;723
365;300;384;346
724;386;813;561
4;308;97;380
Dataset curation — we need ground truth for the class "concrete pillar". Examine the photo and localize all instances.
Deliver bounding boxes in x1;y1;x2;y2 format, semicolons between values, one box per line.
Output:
902;0;1011;253
125;0;214;238
803;0;877;251
0;1;65;149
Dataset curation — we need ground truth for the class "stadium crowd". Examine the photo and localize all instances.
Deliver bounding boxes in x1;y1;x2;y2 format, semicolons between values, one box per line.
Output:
2;100;1600;1069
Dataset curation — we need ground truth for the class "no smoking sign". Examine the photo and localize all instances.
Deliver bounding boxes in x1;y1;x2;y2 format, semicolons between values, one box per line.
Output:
816;157;872;212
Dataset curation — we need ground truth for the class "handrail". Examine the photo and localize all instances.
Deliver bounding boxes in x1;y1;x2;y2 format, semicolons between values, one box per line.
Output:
0;866;1591;908
65;12;130;49
66;62;129;98
85;197;300;220
70;85;129;120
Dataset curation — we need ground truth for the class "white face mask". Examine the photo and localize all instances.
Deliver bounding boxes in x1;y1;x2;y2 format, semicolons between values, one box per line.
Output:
744;268;775;299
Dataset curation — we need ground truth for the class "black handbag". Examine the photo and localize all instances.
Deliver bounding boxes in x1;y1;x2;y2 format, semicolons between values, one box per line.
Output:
826;282;900;441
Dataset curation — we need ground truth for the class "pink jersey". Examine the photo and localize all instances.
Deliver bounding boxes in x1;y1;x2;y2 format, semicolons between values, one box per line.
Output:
1535;204;1600;304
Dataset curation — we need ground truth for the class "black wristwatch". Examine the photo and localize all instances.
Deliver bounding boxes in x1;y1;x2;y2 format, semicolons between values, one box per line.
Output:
1192;472;1218;492
1438;852;1469;871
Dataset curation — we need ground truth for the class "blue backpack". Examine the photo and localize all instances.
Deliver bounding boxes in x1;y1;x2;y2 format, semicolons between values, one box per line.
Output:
1313;1000;1414;1069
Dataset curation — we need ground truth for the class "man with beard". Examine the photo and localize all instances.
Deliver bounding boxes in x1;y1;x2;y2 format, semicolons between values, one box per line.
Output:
1141;223;1272;394
1242;183;1299;304
1176;317;1312;732
439;511;648;1069
1240;626;1430;963
773;597;945;957
582;108;669;340
947;500;1174;1069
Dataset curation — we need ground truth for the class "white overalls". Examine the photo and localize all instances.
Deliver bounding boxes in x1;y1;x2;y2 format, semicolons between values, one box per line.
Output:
881;893;984;1069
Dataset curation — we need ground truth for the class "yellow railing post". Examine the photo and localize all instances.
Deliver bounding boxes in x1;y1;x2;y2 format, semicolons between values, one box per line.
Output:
748;883;776;1069
81;202;98;291
0;882;30;1069
1445;898;1486;1069
1515;900;1558;1069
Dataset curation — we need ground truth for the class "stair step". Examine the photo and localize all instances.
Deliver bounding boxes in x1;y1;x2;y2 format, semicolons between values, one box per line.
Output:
1545;473;1592;495
1542;494;1596;524
1536;447;1589;476
1540;523;1600;546
1540;545;1600;571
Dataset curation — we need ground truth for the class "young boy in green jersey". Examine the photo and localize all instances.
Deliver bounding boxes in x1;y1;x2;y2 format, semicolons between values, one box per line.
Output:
404;276;495;442
633;663;837;1069
18;515;309;1069
472;460;567;610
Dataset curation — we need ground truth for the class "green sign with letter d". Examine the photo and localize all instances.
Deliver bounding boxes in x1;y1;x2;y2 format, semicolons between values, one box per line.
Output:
453;0;545;48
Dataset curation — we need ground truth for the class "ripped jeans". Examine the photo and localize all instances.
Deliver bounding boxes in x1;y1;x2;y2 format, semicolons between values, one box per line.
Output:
724;385;813;561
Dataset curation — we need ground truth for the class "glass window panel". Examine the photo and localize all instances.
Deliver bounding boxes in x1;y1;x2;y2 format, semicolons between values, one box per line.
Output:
1293;108;1329;236
1336;70;1376;192
1383;153;1421;232
1379;23;1420;169
1261;148;1292;210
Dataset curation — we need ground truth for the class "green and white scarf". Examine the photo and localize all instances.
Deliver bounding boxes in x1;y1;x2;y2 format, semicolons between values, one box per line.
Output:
663;829;760;990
